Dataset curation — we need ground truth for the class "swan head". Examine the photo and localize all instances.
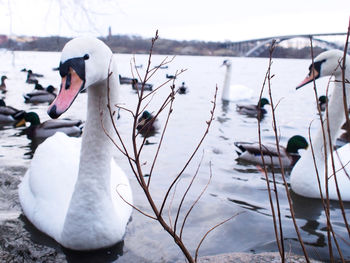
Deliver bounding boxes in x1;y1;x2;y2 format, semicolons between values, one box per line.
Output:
296;49;346;90
221;59;232;68
47;37;113;119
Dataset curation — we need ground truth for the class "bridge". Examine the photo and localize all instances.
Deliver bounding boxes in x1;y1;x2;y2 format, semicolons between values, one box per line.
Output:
225;33;348;57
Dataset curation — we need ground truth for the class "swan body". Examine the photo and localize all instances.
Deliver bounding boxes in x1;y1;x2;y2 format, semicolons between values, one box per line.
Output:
291;50;350;200
19;37;132;250
235;135;308;168
221;60;253;102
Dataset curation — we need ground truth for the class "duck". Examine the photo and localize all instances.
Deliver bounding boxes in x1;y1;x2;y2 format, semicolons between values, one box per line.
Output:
166;73;176;79
15;111;83;140
0;75;7;93
178;82;188;94
118;74;137;85
221;59;253;102
318;95;327;112
291;49;350;201
136;110;159;138
0;99;23;124
236;97;270;118
23;85;56;104
26;69;44;84
234;135;308;169
18;37;133;250
131;79;153;91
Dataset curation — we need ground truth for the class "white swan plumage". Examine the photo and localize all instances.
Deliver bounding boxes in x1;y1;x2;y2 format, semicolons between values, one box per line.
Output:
291;49;350;201
18;37;133;250
221;59;253;101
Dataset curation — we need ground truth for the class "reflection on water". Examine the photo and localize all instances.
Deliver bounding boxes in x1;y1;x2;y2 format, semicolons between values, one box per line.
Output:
0;51;349;262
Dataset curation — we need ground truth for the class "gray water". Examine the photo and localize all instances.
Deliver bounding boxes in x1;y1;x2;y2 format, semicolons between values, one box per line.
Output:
0;51;349;262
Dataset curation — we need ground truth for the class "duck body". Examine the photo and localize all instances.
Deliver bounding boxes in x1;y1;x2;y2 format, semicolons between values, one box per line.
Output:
291;50;350;201
137;110;159;138
178;82;188;94
26;70;44;84
221;60;253;102
19;37;132;250
0;99;21;124
23;86;56;104
17;112;83;139
236;98;269;118
131;79;153;91
118;74;137;85
235;135;308;169
0;75;7;93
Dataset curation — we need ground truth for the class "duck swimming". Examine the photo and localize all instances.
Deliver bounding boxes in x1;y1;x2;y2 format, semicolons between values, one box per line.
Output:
15;111;83;140
0;75;7;93
137;110;159;138
0;99;22;124
19;37;133;250
23;85;56;104
236;97;270;118
235;135;308;168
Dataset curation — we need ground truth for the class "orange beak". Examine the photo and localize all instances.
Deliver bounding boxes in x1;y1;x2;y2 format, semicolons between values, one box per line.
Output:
47;68;84;119
296;67;319;90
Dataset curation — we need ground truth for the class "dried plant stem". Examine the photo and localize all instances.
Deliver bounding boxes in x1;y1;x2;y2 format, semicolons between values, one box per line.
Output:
259;40;310;262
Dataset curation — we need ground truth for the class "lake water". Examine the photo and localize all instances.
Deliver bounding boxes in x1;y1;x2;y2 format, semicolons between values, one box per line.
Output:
0;50;349;262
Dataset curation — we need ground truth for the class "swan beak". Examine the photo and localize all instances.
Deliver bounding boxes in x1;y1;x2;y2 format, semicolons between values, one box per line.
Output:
296;68;319;90
47;68;85;119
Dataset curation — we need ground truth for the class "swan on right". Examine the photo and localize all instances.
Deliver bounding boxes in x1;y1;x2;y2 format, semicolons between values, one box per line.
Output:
291;49;350;201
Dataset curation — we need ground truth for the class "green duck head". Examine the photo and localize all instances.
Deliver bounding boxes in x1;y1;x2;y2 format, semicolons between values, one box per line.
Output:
258;98;270;108
24;112;41;126
286;135;308;154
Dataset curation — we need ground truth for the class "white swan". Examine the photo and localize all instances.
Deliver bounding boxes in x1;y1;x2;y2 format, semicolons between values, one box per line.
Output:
291;49;350;201
221;59;253;102
18;37;133;250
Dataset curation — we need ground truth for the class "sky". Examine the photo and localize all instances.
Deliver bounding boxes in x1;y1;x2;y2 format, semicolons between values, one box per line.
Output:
0;0;349;42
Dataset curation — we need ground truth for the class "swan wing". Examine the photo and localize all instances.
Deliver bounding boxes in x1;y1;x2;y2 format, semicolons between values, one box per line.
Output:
19;132;80;240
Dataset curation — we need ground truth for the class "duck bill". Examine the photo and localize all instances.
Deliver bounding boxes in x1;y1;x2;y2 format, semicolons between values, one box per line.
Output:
47;69;85;119
14;118;26;128
296;68;319;90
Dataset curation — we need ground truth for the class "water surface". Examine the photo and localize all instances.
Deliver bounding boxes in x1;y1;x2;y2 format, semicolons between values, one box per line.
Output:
0;51;349;262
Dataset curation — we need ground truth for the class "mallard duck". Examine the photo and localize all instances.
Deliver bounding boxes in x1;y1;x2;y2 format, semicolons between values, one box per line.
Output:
26;69;44;84
19;37;132;250
236;97;270;118
235;135;308;168
166;73;176;79
137;110;158;138
318;95;327;112
0;75;8;93
118;74;137;85
178;82;188;94
0;99;23;124
15;111;83;140
131;79;153;91
291;49;350;200
221;59;253;102
23;85;56;104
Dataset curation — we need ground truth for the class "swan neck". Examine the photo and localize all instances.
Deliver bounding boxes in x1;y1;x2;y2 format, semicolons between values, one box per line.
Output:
222;64;232;100
78;62;119;187
313;67;350;157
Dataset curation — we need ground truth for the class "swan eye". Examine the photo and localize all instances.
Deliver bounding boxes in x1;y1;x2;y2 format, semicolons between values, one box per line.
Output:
84;54;89;60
